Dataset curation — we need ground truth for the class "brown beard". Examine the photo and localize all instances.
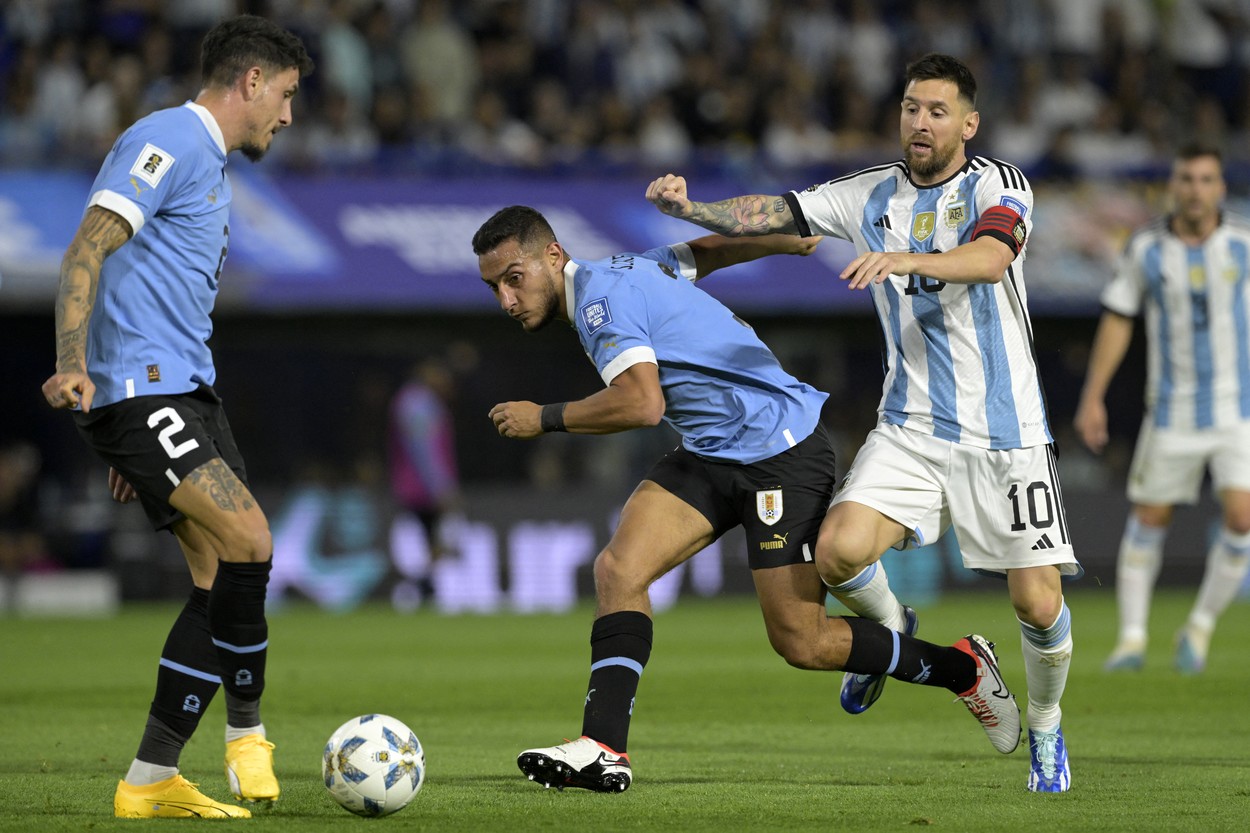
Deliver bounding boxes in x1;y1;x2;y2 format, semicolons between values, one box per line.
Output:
905;140;957;180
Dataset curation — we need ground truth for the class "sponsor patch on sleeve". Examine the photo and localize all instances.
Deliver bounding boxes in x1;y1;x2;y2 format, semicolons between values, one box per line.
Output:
999;195;1027;219
580;297;612;334
129;143;175;188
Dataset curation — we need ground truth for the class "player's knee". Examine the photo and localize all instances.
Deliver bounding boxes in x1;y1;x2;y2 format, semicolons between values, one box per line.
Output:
767;625;822;669
1013;590;1063;629
219;520;272;563
813;524;873;585
592;547;648;597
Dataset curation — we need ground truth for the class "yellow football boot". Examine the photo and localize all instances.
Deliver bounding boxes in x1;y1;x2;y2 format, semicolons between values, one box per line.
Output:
114;774;251;818
224;734;279;802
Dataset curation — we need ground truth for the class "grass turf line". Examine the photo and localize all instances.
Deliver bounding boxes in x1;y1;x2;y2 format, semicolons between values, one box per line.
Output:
1;588;1247;832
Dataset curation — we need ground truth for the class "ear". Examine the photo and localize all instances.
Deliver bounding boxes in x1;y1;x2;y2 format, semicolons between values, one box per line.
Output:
544;240;564;267
962;109;980;143
240;66;264;102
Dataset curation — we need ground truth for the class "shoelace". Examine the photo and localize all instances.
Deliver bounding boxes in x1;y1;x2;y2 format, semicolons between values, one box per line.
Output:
1033;733;1058;779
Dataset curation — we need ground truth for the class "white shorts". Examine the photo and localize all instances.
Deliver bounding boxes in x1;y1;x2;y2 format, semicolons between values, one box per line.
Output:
1127;418;1250;506
831;422;1081;577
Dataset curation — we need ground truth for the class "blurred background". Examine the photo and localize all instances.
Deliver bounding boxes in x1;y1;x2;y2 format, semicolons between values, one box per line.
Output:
2;0;1246;615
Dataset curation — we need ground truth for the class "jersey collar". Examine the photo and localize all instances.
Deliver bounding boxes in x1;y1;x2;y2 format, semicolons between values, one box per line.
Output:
183;101;227;156
563;258;579;323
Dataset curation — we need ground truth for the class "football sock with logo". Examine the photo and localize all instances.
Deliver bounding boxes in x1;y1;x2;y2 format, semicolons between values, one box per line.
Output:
134;587;221;773
581;610;653;753
208;559;272;724
826;562;907;631
1114;515;1166;646
1188;527;1250;631
844;615;977;692
1020;601;1072;733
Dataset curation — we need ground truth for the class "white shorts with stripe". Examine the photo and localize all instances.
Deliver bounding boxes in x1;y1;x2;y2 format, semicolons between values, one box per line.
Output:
831;422;1081;577
1127;418;1250;506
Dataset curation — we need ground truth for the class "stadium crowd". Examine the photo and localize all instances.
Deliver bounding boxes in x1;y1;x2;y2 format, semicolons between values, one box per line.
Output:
2;0;1249;180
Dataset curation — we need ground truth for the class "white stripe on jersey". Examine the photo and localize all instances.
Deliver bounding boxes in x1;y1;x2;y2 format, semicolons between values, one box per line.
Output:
789;156;1051;449
1101;212;1250;430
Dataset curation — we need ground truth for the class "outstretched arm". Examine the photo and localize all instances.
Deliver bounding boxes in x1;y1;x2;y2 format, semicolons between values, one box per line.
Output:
41;205;132;413
647;173;798;236
1073;311;1135;454
488;362;665;439
683;234;822;281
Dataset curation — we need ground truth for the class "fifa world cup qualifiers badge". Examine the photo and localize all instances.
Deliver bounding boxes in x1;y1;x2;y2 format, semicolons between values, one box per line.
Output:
147;364;161;382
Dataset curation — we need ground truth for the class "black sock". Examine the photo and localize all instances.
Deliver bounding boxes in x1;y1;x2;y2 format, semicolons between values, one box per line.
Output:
208;559;271;724
581;611;653;753
844;616;977;693
137;587;220;767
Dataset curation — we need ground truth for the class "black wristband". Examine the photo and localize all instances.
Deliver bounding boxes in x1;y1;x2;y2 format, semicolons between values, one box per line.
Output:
540;402;568;433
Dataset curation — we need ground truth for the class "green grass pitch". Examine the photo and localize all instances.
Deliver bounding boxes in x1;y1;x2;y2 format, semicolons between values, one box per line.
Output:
2;589;1248;832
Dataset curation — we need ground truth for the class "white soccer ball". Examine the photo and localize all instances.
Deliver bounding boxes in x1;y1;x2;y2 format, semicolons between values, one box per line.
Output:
322;714;425;817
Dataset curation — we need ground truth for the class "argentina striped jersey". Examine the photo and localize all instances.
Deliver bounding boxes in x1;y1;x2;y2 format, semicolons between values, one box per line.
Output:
786;157;1051;450
1101;212;1250;430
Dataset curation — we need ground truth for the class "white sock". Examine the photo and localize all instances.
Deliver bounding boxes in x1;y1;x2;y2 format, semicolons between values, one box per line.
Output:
1188;527;1250;633
1114;515;1166;646
124;759;179;786
826;562;906;631
226;722;265;743
1020;601;1072;733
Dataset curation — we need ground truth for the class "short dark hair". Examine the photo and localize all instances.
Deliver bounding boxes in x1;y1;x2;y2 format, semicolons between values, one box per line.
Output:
905;53;976;109
472;206;557;256
1176;140;1222;166
201;15;314;89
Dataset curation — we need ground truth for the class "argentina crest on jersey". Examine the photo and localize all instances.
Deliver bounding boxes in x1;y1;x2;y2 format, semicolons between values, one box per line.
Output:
756;489;783;526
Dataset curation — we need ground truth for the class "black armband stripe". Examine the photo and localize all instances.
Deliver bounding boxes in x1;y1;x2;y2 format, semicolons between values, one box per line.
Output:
783;192;812;238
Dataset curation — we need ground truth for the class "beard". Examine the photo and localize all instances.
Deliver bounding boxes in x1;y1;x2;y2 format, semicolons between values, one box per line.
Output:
518;281;561;332
904;136;959;180
240;141;267;162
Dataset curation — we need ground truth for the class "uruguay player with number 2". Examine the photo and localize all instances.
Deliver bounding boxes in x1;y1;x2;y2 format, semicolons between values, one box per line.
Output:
40;16;313;819
648;53;1080;793
475;205;1024;794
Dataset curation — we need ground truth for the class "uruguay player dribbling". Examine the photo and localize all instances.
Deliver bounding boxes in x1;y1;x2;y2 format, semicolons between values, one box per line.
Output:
475;205;1025;794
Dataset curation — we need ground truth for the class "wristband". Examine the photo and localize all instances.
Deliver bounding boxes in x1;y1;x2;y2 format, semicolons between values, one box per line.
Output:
540;402;569;433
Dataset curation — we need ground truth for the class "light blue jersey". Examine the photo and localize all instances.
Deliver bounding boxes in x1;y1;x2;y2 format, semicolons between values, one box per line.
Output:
84;102;230;408
563;243;827;464
1102;213;1250;430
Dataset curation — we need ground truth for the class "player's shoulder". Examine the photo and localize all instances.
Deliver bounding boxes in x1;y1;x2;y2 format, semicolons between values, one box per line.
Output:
968;156;1030;193
1125;216;1171;249
795;160;907;195
1221;210;1250;238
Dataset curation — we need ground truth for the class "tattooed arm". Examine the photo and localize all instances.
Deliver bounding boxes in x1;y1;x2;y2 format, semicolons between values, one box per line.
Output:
41;206;133;413
645;173;798;236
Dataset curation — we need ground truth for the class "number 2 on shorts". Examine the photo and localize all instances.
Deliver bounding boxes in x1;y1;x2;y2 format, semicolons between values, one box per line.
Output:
148;406;201;459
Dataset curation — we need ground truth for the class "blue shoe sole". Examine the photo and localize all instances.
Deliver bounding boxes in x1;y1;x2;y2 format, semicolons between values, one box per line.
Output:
840;606;919;715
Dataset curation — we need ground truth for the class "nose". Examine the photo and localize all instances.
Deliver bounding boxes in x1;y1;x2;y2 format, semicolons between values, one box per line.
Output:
280;99;293;127
498;285;516;311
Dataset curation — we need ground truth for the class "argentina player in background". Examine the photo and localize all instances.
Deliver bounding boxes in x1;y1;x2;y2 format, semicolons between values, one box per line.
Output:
476;205;1023;794
41;16;312;818
1075;143;1250;675
648;53;1080;793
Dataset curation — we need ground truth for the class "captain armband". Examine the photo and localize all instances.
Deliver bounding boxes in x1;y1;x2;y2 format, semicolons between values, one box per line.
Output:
972;205;1027;256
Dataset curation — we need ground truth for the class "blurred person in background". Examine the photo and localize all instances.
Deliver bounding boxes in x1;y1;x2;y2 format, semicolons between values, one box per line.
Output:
1074;143;1250;675
39;15;312;819
388;357;462;601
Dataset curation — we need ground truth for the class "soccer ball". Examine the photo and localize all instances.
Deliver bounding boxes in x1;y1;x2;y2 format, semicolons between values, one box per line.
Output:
322;714;425;817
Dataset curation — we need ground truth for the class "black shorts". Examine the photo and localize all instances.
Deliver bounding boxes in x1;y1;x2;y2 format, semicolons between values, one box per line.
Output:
643;423;837;569
74;385;250;531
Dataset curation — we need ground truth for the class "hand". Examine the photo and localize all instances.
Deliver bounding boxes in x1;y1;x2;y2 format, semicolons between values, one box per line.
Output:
839;251;914;290
108;467;137;503
646;174;693;218
1073;398;1109;454
42;370;95;412
488;400;544;439
787;235;823;256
